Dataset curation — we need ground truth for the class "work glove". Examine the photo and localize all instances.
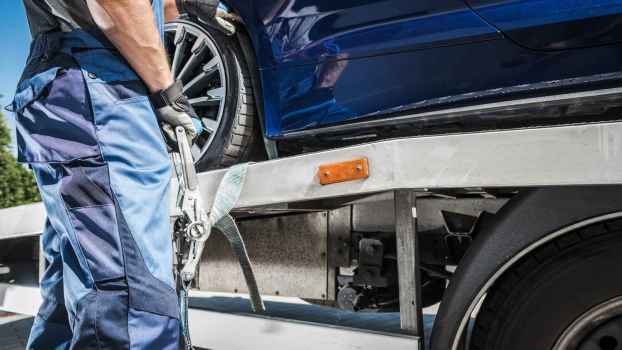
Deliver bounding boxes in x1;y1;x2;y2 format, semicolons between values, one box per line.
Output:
149;80;198;149
176;0;236;35
176;0;218;23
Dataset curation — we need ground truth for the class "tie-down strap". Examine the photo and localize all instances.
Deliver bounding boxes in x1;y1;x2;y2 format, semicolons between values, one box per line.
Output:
209;163;265;313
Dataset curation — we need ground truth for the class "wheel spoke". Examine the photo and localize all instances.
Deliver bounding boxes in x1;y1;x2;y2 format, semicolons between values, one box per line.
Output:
201;118;218;133
177;40;208;83
207;87;225;100
171;26;189;78
189;96;221;107
183;57;220;96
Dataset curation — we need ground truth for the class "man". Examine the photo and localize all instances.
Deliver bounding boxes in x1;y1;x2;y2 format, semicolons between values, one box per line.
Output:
11;0;213;348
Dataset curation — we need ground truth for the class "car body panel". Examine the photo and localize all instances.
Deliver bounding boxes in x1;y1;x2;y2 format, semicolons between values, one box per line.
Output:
226;0;499;66
223;0;622;138
250;0;498;67
466;0;622;50
260;39;622;137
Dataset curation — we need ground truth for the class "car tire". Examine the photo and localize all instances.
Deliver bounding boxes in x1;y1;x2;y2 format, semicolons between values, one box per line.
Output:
164;19;259;171
470;219;622;350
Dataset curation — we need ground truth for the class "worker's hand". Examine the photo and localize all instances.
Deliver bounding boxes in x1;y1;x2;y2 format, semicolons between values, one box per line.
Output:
179;0;219;24
149;80;198;148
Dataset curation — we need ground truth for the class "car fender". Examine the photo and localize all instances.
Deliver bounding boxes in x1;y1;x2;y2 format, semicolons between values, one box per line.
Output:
430;185;622;350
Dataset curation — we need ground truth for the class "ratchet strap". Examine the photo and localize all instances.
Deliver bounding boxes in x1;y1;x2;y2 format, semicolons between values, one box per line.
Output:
208;163;264;312
179;162;265;350
214;214;263;312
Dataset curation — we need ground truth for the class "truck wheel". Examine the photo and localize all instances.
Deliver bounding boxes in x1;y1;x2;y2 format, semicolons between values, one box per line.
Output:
164;19;258;171
470;220;622;350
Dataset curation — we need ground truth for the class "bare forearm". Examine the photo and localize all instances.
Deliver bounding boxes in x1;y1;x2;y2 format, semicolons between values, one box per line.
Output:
86;0;173;93
164;0;180;22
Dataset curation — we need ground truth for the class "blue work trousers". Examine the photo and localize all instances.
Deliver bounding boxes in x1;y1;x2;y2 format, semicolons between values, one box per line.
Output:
10;5;180;349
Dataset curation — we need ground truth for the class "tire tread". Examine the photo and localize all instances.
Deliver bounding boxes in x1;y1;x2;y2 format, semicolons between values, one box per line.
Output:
471;218;622;349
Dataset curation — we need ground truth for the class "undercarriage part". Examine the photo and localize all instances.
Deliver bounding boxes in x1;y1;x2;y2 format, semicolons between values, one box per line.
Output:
0;265;11;283
336;286;361;311
195;195;509;311
336;285;398;311
419;274;445;308
336;231;445;311
354;238;391;287
351;197;507;266
199;211;331;300
337;270;445;312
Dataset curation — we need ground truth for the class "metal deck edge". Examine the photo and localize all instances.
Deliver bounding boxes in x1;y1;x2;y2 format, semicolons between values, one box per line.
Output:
188;308;420;350
0;285;420;350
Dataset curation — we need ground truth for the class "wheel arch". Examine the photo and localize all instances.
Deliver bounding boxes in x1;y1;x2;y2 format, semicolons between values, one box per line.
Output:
234;27;276;158
216;1;276;158
431;186;622;350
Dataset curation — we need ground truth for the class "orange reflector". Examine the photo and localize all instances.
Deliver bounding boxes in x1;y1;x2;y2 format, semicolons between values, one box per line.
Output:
318;158;369;185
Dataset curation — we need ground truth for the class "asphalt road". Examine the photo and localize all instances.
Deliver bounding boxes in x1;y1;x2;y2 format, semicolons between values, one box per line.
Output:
0;314;31;350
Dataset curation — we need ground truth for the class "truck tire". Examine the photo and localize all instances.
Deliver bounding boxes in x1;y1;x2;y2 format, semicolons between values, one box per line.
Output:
471;219;622;350
164;19;258;171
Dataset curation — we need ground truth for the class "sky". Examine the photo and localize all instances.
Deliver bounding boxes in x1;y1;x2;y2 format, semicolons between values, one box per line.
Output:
0;2;31;152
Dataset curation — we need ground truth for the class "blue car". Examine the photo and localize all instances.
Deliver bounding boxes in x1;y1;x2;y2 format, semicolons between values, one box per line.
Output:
164;0;622;170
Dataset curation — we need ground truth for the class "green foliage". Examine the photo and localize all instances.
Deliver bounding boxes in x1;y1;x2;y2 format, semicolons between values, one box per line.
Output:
0;112;40;208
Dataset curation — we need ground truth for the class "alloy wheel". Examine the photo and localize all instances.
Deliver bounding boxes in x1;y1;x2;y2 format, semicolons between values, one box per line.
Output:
164;20;227;162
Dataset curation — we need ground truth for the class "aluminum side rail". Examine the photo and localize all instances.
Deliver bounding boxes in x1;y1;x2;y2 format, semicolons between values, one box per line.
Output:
3;121;622;240
198;121;622;209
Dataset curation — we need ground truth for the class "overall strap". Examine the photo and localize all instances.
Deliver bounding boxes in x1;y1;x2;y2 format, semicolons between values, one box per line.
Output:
152;0;165;39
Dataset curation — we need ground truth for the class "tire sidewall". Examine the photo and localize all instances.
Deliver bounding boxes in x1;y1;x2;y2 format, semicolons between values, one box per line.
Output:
189;24;244;170
484;233;622;350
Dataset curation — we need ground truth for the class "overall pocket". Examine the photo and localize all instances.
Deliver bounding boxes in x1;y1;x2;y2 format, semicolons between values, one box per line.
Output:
10;63;101;163
71;48;170;172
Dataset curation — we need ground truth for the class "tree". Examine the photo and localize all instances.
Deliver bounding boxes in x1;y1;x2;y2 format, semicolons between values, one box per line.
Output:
0;112;40;208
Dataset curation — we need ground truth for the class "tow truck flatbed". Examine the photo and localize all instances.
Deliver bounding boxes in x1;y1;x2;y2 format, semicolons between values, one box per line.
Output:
3;121;622;349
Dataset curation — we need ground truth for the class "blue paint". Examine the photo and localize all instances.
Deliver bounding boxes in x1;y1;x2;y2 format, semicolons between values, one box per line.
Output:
228;0;499;68
466;0;622;50
261;38;622;136
222;0;622;138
